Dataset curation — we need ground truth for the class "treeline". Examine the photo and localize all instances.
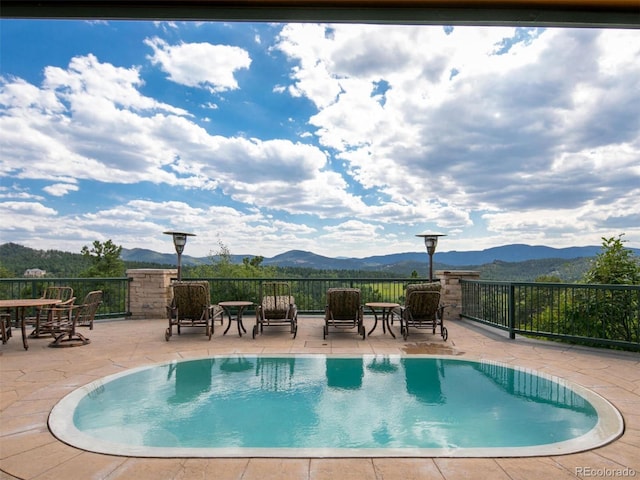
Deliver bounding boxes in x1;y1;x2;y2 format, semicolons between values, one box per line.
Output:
0;242;410;280
0;241;599;282
2;237;637;283
474;257;594;282
0;242;166;278
0;243;91;277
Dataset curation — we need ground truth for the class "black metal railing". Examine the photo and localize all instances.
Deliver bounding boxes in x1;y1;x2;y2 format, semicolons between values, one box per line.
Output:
0;277;130;319
3;275;639;351
193;277;422;313
461;280;640;350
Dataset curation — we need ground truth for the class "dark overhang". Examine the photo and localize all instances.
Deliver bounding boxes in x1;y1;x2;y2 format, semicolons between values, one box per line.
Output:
1;0;639;28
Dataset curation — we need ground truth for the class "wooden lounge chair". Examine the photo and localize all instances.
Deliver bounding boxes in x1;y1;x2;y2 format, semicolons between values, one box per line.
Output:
324;288;365;339
47;290;103;347
165;281;223;341
253;281;298;339
27;286;75;338
392;282;448;341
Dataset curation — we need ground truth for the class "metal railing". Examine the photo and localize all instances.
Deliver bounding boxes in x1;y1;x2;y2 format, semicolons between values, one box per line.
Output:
3;276;639;351
461;280;640;350
0;277;130;319
193;277;422;313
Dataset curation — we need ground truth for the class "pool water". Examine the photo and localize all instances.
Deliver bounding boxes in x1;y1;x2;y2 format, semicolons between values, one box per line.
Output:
49;355;624;457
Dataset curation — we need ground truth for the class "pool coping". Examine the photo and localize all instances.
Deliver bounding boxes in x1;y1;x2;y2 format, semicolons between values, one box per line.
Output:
48;353;625;459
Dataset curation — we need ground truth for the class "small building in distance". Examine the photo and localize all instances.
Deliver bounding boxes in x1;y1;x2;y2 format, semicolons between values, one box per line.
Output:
24;268;46;278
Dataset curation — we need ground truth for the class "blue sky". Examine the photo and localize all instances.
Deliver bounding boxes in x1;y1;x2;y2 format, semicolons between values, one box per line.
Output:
1;20;639;258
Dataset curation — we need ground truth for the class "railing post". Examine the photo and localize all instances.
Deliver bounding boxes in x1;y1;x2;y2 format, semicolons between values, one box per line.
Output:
437;270;481;321
127;269;177;320
508;283;516;339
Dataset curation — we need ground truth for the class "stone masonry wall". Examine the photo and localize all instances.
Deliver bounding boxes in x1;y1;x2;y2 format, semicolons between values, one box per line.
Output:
437;270;481;321
127;269;176;320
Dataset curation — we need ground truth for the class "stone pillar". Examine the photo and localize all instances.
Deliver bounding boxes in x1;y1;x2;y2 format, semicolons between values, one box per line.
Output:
437;270;481;320
127;269;176;320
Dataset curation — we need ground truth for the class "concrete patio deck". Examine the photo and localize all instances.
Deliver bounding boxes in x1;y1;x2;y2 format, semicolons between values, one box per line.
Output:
1;316;638;480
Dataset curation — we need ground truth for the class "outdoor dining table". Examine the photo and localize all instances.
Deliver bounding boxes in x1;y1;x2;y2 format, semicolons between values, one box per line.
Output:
0;298;62;350
365;302;400;338
218;301;254;337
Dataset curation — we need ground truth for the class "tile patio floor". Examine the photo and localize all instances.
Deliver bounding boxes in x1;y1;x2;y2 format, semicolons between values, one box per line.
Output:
1;316;638;480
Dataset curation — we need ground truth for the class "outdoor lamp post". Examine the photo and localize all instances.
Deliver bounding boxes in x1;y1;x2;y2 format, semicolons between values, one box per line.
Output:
416;232;446;282
163;231;196;281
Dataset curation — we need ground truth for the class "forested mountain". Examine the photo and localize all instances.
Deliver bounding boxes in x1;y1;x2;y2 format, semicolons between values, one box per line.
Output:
0;243;171;277
0;242;601;282
0;243;91;277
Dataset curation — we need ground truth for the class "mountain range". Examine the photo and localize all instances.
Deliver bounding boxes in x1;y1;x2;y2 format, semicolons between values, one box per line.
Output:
121;243;636;272
4;242;638;281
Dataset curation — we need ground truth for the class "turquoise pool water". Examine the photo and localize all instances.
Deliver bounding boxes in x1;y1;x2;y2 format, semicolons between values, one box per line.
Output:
49;355;623;457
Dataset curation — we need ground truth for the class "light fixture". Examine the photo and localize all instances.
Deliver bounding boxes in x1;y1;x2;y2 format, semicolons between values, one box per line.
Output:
416;232;446;282
163;231;196;281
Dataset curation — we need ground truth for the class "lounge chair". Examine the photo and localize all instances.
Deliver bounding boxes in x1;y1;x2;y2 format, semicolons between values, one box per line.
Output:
165;281;223;341
392;282;448;340
27;286;75;337
323;287;365;339
253;281;298;339
47;290;102;347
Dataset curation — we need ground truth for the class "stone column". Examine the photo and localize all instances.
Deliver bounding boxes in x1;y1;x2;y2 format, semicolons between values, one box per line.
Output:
437;270;481;321
127;269;176;320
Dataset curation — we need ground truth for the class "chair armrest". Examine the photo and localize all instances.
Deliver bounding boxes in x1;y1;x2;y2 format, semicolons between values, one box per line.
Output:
46;302;81;323
48;302;79;313
437;303;457;319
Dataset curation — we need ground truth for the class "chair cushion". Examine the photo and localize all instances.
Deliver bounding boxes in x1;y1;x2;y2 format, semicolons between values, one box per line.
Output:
172;281;211;320
404;283;441;319
262;296;295;319
406;282;441;295
327;288;361;320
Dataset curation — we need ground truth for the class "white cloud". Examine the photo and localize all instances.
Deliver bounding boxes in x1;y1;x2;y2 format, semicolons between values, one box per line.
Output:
1;23;638;258
274;25;640;250
43;183;79;197
145;37;251;92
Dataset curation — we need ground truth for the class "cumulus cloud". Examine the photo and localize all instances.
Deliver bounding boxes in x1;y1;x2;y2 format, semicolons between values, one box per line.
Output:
145;37;251;92
43;183;80;197
1;22;638;257
273;25;640;251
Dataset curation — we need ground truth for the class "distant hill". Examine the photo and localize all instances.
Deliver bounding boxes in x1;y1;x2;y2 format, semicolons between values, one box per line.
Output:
3;242;638;282
119;248;248;266
120;248;204;267
112;243;640;282
433;244;608;266
260;244;638;271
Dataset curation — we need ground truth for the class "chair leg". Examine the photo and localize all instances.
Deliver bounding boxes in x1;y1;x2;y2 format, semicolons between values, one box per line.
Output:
49;331;90;348
0;313;11;344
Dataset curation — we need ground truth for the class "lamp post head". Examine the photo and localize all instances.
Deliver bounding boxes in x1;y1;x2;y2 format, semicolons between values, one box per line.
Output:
163;231;196;255
416;232;446;256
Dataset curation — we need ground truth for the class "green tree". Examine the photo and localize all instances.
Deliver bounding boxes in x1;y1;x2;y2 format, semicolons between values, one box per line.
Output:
583;234;640;285
534;275;561;283
189;241;277;279
0;261;15;278
187;240;278;303
575;234;639;343
80;240;125;277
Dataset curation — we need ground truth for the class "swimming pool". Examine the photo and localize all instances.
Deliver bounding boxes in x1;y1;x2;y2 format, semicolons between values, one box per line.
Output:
48;354;624;458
